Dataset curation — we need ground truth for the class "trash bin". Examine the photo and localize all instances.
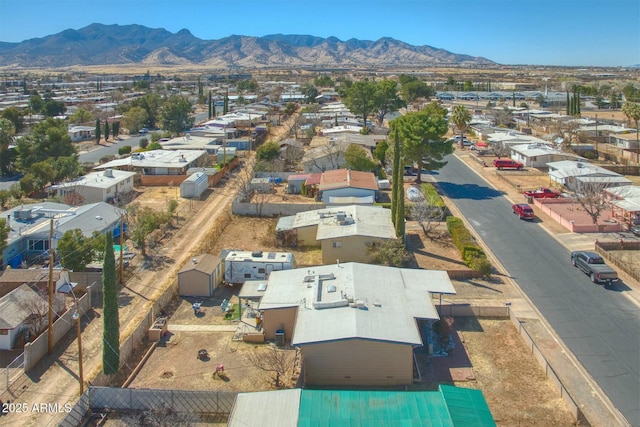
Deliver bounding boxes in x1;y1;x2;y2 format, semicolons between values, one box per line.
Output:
275;330;285;347
526;196;533;203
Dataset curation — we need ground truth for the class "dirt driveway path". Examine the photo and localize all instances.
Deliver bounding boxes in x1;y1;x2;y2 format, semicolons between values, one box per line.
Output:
2;115;298;427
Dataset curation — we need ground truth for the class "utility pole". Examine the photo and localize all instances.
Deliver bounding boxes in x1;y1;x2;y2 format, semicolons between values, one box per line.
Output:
74;310;84;394
119;214;124;284
47;219;54;354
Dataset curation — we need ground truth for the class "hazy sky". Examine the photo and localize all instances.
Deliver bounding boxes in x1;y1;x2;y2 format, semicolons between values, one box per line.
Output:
1;0;638;67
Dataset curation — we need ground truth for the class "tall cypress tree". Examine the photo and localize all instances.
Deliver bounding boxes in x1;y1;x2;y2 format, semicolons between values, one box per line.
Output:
576;91;581;116
112;121;119;138
391;129;400;226
104;121;110;142
102;232;120;375
223;90;229;115
208;90;213;119
95;118;101;144
395;178;405;239
566;92;570;115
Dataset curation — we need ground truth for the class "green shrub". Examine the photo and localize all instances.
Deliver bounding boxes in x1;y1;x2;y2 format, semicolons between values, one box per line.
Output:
118;146;132;155
421;183;445;208
468;256;493;278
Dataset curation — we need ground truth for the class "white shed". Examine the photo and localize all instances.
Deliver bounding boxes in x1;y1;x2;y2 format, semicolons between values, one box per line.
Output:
180;172;208;199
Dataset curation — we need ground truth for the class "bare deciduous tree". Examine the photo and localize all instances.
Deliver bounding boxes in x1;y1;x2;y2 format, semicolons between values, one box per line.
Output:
566;175;616;225
245;344;296;388
18;288;50;338
410;195;448;236
491;141;509;159
306;142;346;172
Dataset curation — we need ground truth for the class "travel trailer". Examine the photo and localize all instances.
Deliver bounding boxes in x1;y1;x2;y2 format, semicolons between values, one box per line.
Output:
222;250;295;284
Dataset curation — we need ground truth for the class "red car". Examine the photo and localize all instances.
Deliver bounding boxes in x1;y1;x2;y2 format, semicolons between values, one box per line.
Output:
512;203;535;220
523;188;561;199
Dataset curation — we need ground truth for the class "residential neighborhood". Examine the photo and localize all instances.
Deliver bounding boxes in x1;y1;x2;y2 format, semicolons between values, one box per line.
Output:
0;49;639;427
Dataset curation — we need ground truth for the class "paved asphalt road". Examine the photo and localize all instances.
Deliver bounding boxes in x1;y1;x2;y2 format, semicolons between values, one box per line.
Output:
434;154;640;426
78;135;145;164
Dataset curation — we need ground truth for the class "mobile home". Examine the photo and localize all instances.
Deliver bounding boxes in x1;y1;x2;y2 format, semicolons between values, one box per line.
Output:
223;250;295;284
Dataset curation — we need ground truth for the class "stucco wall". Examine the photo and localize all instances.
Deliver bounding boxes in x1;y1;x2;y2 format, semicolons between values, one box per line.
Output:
296;225;318;246
301;339;414;386
262;307;297;340
321;235;384;264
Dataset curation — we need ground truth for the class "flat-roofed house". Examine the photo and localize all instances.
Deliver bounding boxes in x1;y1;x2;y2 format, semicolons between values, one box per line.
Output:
229;386;495;427
251;262;456;386
50;169;136;204
276;205;396;264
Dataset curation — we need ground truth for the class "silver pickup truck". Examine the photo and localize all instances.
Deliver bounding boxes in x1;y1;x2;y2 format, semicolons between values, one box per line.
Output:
570;251;619;284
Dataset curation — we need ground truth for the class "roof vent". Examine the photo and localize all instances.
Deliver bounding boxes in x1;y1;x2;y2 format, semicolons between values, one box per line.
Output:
104;168;114;178
192;258;198;264
251;251;263;257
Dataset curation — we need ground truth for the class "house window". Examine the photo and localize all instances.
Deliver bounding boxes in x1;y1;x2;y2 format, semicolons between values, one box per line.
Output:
258;268;265;274
332;241;342;248
28;239;49;252
244;273;252;278
0;330;7;335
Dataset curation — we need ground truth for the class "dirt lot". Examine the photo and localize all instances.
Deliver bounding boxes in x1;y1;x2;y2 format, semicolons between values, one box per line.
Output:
121;211;576;426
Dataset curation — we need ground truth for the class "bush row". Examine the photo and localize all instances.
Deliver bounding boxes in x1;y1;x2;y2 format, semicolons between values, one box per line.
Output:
446;216;492;277
420;183;446;208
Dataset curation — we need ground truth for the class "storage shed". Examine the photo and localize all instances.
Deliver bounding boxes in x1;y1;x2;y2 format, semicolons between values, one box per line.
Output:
178;254;223;297
180;172;208;199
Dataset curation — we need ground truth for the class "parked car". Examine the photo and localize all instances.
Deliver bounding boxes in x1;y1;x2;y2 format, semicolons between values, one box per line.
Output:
631;225;640;237
523;188;561;199
512;203;535;220
493;159;524;170
570;251;619;284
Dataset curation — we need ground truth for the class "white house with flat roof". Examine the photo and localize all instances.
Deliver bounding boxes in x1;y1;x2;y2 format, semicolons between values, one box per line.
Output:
50;169;136;203
510;144;580;168
94;150;206;175
546;160;632;188
249;262;456;386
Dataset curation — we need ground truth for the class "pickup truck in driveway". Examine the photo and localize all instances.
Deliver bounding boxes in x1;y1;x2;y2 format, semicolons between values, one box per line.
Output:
570;251;619;284
523;188;561;199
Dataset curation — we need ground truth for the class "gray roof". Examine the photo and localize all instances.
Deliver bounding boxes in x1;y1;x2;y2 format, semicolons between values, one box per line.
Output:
50;169;136;190
229;389;300;427
284;205;395;240
94;149;206;170
0;284;47;329
259;263;456;346
178;254;221;275
2;202;70;246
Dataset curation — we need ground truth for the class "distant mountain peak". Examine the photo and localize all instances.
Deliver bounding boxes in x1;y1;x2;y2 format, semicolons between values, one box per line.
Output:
0;23;496;68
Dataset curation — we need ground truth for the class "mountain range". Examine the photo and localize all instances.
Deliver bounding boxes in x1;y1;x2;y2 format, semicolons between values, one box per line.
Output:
0;23;495;69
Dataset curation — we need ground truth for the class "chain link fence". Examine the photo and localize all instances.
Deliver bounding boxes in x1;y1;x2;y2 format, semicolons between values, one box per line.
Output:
60;386;237;426
0;352;24;394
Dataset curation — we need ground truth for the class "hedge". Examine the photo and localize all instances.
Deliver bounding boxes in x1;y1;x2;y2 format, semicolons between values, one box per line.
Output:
421;183;445;208
446;216;492;277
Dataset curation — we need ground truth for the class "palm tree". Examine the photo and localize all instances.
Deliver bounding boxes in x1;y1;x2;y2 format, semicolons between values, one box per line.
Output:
450;105;472;148
622;102;640;163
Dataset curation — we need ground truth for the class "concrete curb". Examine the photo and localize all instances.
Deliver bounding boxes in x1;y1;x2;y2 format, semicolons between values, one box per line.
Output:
436;152;630;426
